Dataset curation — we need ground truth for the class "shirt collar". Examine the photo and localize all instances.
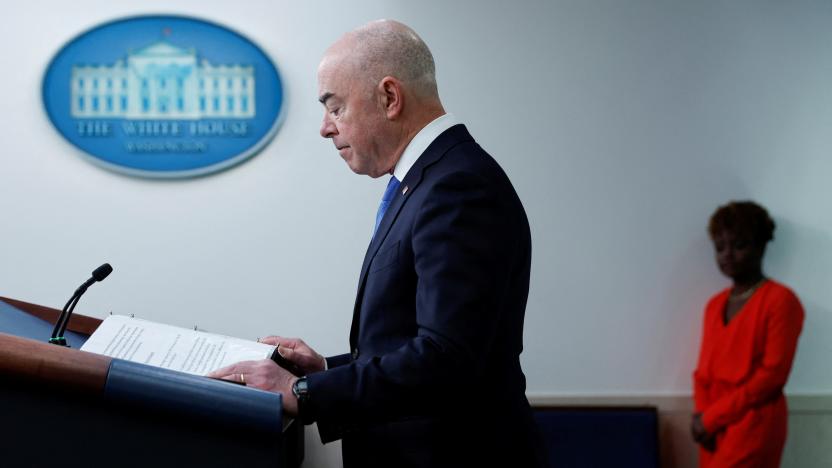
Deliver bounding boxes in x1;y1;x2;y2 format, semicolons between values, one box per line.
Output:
393;113;460;181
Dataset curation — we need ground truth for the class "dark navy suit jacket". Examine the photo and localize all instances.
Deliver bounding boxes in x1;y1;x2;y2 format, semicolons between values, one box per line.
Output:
306;125;545;467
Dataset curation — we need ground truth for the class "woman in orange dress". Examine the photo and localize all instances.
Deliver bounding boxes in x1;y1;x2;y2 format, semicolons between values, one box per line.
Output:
692;201;804;467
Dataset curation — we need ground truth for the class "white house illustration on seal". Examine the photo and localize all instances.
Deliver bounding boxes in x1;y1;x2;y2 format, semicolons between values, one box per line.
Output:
70;40;256;119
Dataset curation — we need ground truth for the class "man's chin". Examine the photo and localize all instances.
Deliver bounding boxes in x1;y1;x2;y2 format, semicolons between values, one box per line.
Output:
344;159;367;176
342;156;384;178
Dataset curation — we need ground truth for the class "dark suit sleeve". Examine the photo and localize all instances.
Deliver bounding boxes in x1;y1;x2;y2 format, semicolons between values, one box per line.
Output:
325;353;352;369
306;169;526;433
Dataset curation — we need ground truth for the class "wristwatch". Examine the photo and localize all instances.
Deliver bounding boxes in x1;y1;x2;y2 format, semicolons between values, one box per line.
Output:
291;377;312;424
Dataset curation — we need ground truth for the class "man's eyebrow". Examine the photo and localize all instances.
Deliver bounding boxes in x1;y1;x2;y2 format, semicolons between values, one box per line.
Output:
318;92;334;105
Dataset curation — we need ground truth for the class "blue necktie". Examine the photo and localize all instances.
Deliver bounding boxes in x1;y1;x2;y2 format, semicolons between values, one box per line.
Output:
373;176;400;238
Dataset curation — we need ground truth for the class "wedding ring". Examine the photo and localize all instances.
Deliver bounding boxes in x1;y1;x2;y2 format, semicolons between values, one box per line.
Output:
240;373;246;384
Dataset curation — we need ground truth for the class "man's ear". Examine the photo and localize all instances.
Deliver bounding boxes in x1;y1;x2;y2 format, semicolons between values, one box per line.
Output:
379;76;404;120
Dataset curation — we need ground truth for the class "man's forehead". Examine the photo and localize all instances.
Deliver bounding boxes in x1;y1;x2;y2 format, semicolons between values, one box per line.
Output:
317;55;352;104
317;68;340;104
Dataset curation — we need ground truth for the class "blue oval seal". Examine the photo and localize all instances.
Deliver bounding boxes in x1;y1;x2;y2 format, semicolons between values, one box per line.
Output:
42;15;284;178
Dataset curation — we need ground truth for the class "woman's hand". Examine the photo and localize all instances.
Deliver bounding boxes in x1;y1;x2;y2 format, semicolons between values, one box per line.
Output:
691;412;716;452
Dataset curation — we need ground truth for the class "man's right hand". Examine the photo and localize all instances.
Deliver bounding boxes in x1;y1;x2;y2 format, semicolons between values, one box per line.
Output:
259;336;326;375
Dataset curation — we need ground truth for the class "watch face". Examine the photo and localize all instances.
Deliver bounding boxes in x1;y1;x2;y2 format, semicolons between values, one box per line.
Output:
293;377;313;424
293;378;308;397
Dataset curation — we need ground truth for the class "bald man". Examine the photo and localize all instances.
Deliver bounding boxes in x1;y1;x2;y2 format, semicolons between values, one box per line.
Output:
210;20;546;467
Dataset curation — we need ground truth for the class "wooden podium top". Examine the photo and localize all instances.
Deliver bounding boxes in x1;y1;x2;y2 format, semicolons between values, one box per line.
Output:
0;296;110;392
0;295;102;335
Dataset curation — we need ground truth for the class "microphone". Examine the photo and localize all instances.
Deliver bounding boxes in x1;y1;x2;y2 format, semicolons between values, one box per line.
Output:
91;263;113;281
49;263;113;347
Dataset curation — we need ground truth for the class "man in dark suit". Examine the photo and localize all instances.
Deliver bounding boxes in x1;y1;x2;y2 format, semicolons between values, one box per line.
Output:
211;19;545;467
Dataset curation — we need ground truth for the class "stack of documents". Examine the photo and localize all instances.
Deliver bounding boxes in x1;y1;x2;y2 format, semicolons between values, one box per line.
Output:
81;315;274;376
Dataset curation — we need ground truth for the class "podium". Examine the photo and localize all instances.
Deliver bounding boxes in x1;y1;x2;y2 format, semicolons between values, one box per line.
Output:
0;296;304;468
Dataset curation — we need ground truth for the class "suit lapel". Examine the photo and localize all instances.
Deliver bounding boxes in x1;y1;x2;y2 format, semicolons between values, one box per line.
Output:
349;125;472;346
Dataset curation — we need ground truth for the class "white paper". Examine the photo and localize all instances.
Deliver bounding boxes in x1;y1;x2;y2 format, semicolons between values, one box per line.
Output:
80;315;275;376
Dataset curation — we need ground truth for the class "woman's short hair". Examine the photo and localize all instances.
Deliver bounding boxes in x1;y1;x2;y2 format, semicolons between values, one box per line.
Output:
708;200;776;246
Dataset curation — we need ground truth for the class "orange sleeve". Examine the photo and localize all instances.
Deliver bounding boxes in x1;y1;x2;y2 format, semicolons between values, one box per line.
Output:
693;304;713;412
701;290;804;432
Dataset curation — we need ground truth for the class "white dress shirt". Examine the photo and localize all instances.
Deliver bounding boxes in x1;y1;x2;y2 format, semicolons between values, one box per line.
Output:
393;113;461;182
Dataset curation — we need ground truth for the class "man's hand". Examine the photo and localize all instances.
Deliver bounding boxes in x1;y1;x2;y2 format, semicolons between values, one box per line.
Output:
207;359;299;416
691;412;716;452
259;336;326;375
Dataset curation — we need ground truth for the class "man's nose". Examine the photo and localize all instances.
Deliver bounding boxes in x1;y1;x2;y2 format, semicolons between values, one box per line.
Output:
320;114;336;138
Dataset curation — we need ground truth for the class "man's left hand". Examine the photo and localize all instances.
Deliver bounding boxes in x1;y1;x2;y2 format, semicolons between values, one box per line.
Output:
207;359;298;416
